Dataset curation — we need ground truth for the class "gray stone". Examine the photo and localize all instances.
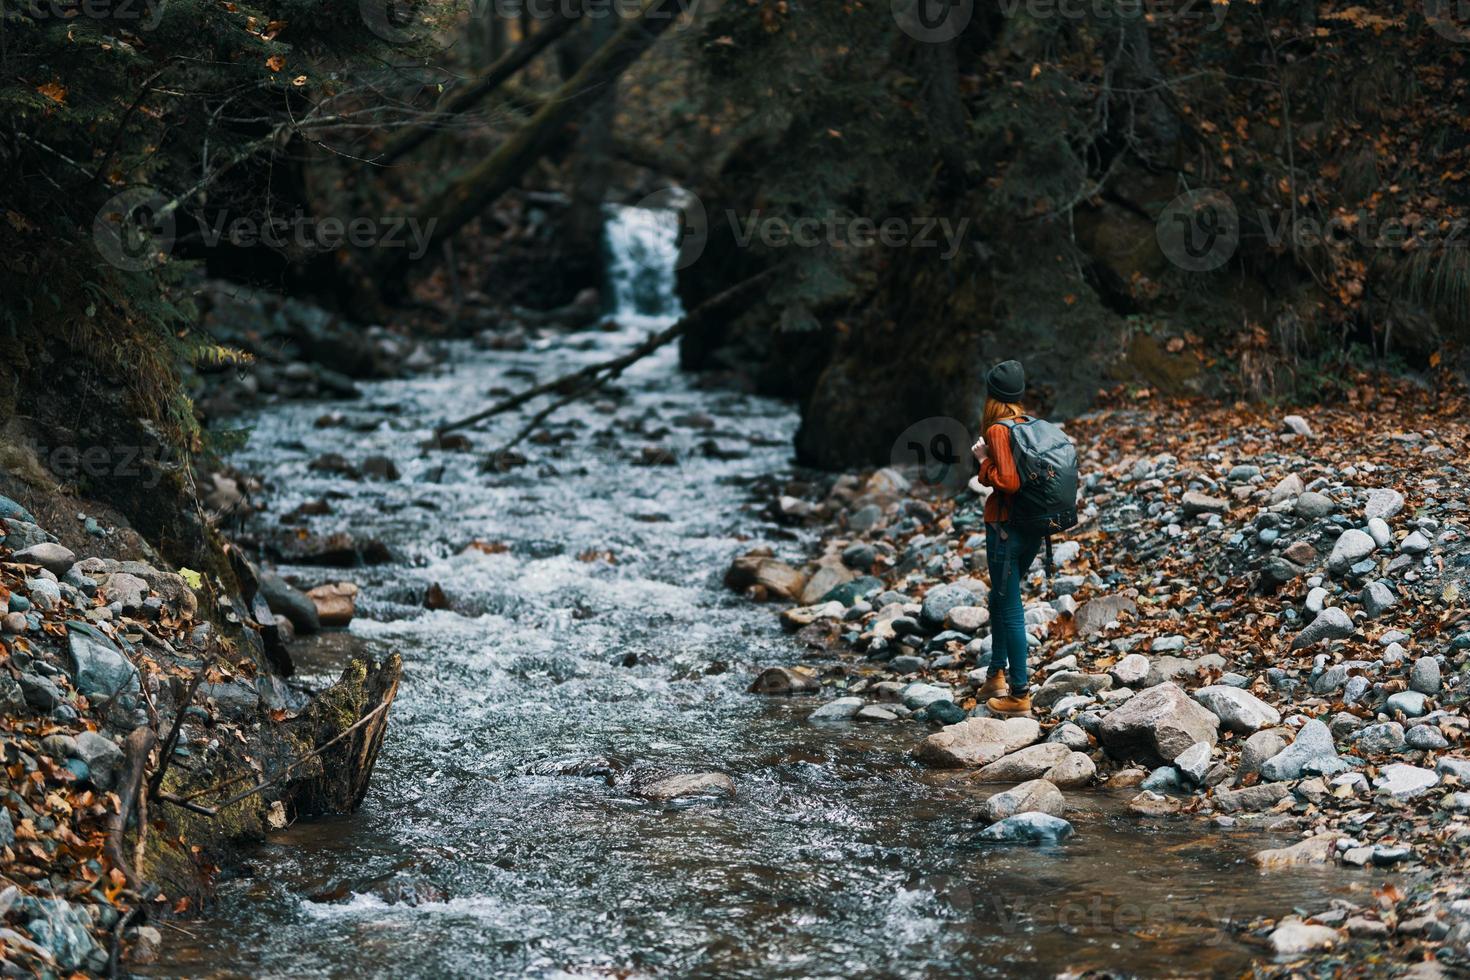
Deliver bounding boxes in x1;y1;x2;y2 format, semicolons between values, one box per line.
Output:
12;542;77;576
901;683;954;710
1108;653;1150;687
25;897;100;972
1373;763;1438;799
1364;488;1405;521
1191;686;1280;733
1292;606;1355;649
1182;491;1228;516
1354;722;1406;756
1295;492;1335;519
921;583;976;629
1075;594;1137;636
974;742;1074;782
1269;919;1341;955
1213;781;1292;814
64;622;140;701
808;697;864;722
1406;725;1448;750
1361;580;1396;618
73;731;123;790
1400;530;1432;555
1141;765;1185;793
855;705;898;722
1043;751;1096;788
1270;473;1304;504
1047;722;1091;752
1305;586;1328;613
1259;720;1338;781
1367;517;1392;548
1327;529;1376;575
972;812;1074;844
1385;691;1428;717
1282;414;1313;436
1099;682;1220;764
1411;657;1442;695
978;778;1065;822
1175;742;1212;784
945;605;990;632
1435;757;1470;783
1033;671;1112;710
18;672;64;711
888;655;928;674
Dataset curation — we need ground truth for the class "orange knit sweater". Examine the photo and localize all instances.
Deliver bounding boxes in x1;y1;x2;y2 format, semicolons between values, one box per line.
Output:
978;420;1023;523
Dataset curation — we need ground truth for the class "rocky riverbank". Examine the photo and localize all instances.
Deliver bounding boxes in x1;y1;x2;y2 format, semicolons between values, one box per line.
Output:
731;378;1470;974
0;491;400;972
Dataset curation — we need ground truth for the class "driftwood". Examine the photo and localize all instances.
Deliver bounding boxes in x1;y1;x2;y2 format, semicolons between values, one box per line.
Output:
105;727;158;891
377;0;690;284
436;266;778;439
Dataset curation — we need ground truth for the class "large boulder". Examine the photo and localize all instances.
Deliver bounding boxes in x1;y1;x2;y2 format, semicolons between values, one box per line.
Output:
65;622;140;701
1098;682;1219;764
977;779;1066;822
973;742;1073;782
1191;686;1280;733
914;716;1040;768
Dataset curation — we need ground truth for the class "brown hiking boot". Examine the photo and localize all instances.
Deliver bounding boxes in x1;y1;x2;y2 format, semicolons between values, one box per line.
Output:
978;672;1008;699
987;693;1032;715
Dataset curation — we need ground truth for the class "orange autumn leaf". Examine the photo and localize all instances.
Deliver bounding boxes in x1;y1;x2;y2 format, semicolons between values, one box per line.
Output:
265;54;285;72
37;81;67;104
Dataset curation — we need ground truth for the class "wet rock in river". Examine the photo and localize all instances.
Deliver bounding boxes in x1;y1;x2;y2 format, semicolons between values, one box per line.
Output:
637;772;736;802
913;716;1039;768
1269;918;1341;955
306;582;359;628
808;697;864;722
748;666;819;695
973;742;1073;782
1211;782;1291;814
977;779;1065;822
260;574;322;634
972;812;1073;844
724;554;806;602
1252;833;1339;869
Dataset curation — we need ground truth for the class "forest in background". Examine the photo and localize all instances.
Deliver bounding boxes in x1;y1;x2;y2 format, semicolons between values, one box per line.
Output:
3;0;1470;554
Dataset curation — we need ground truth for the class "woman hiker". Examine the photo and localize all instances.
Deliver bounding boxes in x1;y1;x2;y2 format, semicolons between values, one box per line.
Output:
971;359;1043;715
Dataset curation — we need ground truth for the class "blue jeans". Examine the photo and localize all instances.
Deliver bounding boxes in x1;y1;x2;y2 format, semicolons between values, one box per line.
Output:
986;522;1043;692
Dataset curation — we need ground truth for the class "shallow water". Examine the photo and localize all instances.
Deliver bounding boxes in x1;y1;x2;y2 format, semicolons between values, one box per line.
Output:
150;209;1361;978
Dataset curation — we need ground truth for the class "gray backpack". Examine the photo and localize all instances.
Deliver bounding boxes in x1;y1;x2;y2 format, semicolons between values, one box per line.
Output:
1000;417;1079;550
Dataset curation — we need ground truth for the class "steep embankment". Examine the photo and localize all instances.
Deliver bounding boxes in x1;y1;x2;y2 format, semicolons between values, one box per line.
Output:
732;376;1470;970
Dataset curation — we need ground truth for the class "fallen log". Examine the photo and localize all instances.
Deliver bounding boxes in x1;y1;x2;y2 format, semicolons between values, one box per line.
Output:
435;266;778;438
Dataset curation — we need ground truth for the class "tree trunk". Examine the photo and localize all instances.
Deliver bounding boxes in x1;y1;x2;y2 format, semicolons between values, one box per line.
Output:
373;7;583;168
561;12;619;287
375;0;688;288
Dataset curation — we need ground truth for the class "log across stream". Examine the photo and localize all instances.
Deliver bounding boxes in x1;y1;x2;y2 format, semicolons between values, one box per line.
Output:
146;207;1360;977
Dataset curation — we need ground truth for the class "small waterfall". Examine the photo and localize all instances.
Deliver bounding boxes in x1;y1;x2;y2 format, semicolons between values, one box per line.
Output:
602;203;686;327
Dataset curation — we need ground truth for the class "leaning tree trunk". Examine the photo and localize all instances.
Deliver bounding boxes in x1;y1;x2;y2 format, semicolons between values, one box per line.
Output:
373;0;689;289
372;6;584;169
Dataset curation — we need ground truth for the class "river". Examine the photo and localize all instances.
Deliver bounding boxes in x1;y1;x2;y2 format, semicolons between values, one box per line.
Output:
150;206;1355;978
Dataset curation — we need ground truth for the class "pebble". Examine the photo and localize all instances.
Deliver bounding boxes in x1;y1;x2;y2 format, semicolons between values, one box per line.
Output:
1410;657;1442;695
